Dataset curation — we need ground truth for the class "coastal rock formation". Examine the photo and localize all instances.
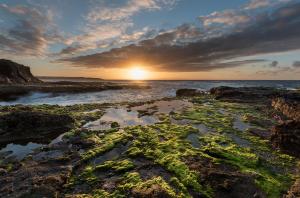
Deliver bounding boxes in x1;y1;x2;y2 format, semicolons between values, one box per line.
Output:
272;94;300;122
209;86;282;103
176;89;204;97
0;82;151;101
271;120;300;157
0;111;74;146
271;94;300;157
0;59;42;84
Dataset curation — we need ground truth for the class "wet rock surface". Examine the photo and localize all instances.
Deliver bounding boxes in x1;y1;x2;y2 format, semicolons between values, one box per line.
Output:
0;87;299;197
0;155;74;197
0;111;74;146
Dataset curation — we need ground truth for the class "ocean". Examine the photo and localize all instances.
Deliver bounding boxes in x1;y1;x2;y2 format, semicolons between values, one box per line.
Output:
0;80;299;106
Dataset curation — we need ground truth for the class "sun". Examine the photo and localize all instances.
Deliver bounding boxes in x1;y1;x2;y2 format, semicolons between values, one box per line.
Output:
128;67;148;80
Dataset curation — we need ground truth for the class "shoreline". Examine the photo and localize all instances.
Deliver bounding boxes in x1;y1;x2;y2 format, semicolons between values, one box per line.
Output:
0;81;150;102
0;86;299;197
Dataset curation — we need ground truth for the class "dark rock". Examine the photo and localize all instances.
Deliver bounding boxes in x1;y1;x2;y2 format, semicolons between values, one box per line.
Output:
271;120;300;157
0;111;74;146
0;168;7;176
176;89;204;97
111;122;120;128
248;128;271;139
272;94;300;122
0;159;72;197
210;86;282;103
0;59;42;84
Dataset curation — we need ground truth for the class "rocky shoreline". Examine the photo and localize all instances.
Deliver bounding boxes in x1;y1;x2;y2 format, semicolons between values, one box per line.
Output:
0;59;150;101
0;82;151;101
0;86;299;197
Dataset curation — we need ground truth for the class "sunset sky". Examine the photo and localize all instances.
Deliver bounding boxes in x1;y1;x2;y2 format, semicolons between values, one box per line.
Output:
0;0;300;80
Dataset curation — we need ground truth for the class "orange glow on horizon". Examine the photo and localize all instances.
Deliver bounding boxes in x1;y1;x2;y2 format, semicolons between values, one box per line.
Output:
127;66;149;80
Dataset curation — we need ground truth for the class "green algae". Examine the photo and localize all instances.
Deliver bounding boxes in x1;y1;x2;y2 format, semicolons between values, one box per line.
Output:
80;130;131;162
95;159;135;172
4;96;296;197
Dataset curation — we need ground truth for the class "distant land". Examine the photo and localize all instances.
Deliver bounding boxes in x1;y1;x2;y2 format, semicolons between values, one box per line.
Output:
38;76;104;82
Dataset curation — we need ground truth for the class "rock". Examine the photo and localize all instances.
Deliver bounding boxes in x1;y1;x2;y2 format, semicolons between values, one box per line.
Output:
271;120;300;157
0;158;72;198
176;89;204;97
111;122;120;128
0;168;7;176
0;59;42;84
248;128;271;139
0;111;74;146
32;150;65;162
131;184;172;198
210;86;282;103
284;179;300;198
272;94;300;122
0;82;151;101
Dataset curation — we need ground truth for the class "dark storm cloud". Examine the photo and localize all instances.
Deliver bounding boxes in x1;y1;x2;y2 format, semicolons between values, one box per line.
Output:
60;2;300;72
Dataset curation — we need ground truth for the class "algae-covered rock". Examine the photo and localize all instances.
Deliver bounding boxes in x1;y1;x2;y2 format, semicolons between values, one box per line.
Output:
131;184;172;198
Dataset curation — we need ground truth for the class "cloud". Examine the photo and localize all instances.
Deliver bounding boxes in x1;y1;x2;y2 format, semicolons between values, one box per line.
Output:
86;0;177;22
59;2;300;72
244;0;270;10
270;61;279;67
0;4;60;56
293;61;300;67
200;10;250;27
57;0;178;56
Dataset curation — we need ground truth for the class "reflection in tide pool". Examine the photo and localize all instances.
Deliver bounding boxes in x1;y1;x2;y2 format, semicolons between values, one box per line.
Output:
0;142;43;160
84;107;158;131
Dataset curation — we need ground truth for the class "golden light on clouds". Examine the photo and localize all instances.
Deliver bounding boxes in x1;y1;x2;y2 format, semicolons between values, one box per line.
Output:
128;67;148;80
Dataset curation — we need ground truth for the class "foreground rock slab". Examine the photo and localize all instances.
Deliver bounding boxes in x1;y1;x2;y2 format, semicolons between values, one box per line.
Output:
0;111;75;146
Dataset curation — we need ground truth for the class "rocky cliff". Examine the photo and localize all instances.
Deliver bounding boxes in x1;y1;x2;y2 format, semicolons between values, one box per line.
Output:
0;59;42;84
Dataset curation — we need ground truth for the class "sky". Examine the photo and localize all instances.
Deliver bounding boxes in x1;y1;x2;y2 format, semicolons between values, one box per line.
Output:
0;0;300;80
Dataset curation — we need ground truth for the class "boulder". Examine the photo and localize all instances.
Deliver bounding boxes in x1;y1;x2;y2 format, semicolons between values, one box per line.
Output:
271;120;300;157
0;59;42;84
